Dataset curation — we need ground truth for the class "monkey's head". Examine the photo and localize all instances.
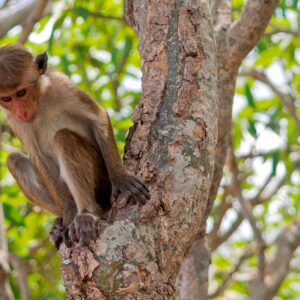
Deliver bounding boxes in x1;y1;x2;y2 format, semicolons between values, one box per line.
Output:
0;45;48;122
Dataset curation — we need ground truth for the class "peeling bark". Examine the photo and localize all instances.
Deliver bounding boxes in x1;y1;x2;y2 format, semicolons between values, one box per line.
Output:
59;0;217;299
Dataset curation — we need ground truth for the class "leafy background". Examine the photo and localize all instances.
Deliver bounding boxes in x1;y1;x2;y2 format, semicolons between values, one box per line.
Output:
0;0;299;299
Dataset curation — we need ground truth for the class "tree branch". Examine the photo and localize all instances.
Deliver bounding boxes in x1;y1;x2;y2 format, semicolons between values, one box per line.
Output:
263;219;300;299
71;8;127;24
211;0;232;30
18;0;50;44
0;124;15;300
205;0;279;222
227;0;279;69
227;145;266;282
265;26;300;37
10;254;31;300
0;0;36;38
209;248;253;298
0;203;15;300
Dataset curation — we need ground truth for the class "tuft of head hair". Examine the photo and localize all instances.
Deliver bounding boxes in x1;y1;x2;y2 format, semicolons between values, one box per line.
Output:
0;44;34;91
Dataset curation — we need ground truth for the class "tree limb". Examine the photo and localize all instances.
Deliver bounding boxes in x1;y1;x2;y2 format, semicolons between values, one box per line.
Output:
0;203;15;300
263;219;300;299
227;0;279;69
204;0;278;222
0;0;36;38
18;0;49;44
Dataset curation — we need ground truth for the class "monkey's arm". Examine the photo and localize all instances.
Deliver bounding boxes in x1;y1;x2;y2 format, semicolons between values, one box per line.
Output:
92;107;150;204
7;153;60;215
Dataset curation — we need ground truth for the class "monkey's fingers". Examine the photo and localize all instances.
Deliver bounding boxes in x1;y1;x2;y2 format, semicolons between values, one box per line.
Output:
130;178;151;200
124;184;148;205
125;180;150;204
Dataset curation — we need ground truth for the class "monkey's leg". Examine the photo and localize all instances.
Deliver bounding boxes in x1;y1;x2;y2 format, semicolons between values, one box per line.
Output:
7;153;60;215
53;129;106;245
7;153;65;248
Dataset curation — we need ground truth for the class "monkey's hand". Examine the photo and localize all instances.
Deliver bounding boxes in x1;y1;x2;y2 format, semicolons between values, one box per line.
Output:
111;173;150;205
49;217;64;249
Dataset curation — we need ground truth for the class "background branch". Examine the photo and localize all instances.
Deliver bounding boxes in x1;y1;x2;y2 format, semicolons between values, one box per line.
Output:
227;145;266;282
0;0;36;38
18;0;49;44
239;70;300;130
227;0;279;69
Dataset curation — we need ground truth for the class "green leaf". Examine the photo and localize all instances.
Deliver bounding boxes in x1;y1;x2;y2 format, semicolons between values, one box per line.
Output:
3;203;24;226
61;54;71;76
245;83;256;108
74;7;89;20
247;119;257;137
48;13;67;53
271;150;280;176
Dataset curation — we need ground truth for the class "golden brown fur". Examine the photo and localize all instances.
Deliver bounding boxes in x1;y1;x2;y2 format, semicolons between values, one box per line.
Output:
0;45;150;247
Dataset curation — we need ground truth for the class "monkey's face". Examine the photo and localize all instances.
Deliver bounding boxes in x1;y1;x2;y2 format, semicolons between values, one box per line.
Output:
0;82;39;123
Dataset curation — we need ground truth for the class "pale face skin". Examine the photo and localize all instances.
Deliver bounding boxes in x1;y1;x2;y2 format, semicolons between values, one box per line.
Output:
0;81;39;123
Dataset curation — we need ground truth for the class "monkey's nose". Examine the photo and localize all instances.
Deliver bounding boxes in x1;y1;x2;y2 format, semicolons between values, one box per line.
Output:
17;111;31;122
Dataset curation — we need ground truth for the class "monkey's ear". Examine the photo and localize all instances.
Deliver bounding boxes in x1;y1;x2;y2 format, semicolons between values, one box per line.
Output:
35;52;48;75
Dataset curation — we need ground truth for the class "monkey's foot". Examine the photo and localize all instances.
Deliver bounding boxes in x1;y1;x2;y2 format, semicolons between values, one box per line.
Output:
49;217;64;249
71;213;99;246
112;173;151;205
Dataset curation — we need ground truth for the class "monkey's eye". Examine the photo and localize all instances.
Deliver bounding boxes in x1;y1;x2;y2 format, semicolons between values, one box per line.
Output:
16;89;27;97
0;96;12;102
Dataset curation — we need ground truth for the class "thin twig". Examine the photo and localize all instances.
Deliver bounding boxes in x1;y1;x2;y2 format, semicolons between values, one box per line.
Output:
209;249;253;298
265;26;300;38
88;11;126;23
227;143;266;283
70;8;127;24
10;254;31;300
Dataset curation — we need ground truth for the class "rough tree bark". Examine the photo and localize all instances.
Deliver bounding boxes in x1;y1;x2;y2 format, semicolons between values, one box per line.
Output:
58;0;218;299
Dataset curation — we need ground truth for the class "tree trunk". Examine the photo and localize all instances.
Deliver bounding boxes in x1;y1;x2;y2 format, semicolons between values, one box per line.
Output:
59;0;218;299
176;235;209;300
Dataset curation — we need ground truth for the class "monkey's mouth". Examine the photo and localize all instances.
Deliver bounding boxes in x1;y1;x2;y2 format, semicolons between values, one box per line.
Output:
17;112;36;123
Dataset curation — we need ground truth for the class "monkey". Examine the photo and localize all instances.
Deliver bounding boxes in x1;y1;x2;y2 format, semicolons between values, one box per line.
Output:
0;45;150;247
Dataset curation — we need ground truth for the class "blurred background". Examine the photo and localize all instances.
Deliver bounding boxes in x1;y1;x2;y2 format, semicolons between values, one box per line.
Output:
0;0;299;299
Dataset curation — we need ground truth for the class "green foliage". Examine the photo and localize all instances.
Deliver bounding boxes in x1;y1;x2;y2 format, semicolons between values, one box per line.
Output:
210;0;300;298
